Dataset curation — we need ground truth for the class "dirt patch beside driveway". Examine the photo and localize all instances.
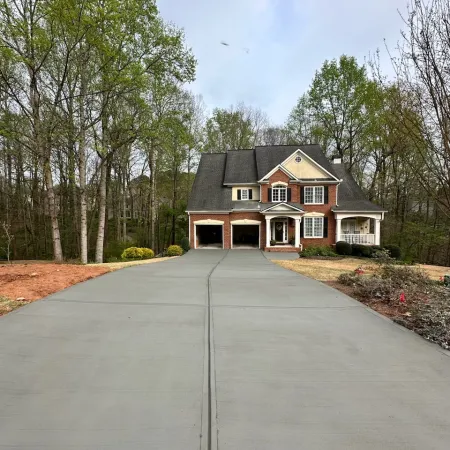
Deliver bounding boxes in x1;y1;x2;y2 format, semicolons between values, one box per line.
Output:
0;257;172;316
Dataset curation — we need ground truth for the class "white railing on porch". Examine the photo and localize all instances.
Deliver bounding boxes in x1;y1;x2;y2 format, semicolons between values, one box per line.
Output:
340;234;375;245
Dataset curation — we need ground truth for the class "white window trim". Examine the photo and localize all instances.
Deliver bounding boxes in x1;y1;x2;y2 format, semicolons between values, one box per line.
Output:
304;186;324;205
241;188;249;200
304;216;324;238
272;184;287;203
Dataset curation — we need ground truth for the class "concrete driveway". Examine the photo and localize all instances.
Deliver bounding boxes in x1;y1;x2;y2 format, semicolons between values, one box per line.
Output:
1;250;450;449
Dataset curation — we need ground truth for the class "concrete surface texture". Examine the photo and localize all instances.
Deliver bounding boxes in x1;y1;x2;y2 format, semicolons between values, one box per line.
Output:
1;250;450;449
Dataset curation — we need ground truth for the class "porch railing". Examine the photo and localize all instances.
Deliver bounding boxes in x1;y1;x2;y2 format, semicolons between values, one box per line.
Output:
340;234;375;245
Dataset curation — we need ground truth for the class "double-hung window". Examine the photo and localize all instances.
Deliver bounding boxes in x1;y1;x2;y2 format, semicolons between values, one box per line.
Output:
272;185;287;202
241;189;249;200
304;186;324;204
304;217;323;238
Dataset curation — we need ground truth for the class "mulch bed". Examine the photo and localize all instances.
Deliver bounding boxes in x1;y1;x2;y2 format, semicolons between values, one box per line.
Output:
327;280;410;319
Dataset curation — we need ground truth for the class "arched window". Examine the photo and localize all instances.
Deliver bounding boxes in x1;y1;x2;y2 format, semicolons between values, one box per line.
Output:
272;184;287;202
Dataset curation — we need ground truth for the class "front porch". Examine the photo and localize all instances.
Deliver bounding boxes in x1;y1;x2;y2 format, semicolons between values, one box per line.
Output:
262;203;303;253
335;214;382;246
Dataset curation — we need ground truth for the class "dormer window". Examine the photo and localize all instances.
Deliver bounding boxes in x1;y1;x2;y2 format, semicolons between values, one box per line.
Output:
272;184;287;202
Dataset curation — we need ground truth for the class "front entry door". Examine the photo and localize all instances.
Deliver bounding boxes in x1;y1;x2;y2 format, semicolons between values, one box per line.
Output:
274;221;284;242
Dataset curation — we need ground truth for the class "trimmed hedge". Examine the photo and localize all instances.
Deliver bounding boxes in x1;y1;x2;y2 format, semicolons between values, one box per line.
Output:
121;247;154;260
167;245;183;257
351;243;372;257
180;237;190;252
336;241;352;255
140;248;155;259
300;245;338;258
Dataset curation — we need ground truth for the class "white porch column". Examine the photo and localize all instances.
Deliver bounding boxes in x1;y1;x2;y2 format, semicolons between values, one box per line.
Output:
295;218;301;248
335;218;342;243
265;218;271;248
374;219;381;245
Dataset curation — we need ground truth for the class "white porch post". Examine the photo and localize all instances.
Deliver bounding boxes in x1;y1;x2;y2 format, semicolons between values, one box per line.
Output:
374;219;381;245
295;218;301;248
335;218;342;243
265;218;271;248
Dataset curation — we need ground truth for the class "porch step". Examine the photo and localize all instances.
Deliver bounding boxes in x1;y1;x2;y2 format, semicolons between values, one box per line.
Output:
264;247;300;253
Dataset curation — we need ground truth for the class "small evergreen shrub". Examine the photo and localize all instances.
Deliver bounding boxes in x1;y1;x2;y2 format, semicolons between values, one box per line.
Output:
384;244;401;259
121;247;154;260
300;245;338;257
167;245;183;257
336;241;352;255
140;248;154;259
121;247;144;260
351;243;371;257
180;237;190;252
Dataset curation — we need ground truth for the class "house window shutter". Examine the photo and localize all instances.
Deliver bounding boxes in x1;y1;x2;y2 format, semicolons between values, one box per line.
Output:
249;189;253;200
324;186;329;204
237;189;241;200
287;188;292;202
323;217;328;238
268;188;272;202
300;187;305;204
300;220;304;238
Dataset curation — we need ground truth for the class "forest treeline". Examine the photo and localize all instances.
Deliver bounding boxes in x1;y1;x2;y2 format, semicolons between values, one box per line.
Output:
1;0;449;265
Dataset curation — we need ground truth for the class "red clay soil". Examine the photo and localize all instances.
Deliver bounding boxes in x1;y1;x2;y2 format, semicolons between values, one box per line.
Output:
326;280;410;319
0;263;109;303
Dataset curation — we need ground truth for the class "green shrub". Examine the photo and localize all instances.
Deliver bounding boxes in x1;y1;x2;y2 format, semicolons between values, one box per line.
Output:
180;237;190;252
140;248;154;259
336;241;352;255
384;244;401;259
351;243;371;257
300;245;338;258
105;241;133;259
167;245;183;257
121;247;144;259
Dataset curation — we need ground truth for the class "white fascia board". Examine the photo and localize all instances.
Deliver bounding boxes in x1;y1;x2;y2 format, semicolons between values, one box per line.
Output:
261;203;304;213
295;150;341;181
258;164;298;183
186;211;230;214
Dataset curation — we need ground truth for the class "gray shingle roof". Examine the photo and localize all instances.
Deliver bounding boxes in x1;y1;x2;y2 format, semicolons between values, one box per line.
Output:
223;149;257;184
260;202;304;212
255;145;338;180
332;163;386;212
186;153;232;211
187;147;385;213
231;201;260;211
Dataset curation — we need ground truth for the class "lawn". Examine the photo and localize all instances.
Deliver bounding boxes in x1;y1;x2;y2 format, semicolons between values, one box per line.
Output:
0;257;171;316
274;257;450;281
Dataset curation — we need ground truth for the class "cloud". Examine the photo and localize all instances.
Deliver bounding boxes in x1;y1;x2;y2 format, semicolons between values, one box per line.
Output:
158;0;408;124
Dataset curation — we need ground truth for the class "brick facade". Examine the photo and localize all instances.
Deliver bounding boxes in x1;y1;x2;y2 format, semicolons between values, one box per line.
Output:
190;172;339;251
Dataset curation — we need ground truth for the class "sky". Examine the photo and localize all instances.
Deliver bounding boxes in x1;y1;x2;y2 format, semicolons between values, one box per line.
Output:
158;0;409;125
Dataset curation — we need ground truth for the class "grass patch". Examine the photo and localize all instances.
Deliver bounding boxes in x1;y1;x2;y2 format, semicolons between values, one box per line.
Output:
274;257;449;281
0;296;30;316
274;258;377;281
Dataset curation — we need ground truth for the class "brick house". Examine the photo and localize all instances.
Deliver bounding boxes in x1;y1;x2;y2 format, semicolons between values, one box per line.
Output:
186;145;386;252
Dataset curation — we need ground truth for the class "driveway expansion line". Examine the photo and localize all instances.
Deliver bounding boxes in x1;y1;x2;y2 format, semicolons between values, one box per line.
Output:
201;250;228;450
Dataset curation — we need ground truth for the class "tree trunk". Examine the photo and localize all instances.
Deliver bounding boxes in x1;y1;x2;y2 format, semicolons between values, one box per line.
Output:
79;106;88;263
44;159;64;261
149;142;157;249
95;160;107;262
122;168;127;240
